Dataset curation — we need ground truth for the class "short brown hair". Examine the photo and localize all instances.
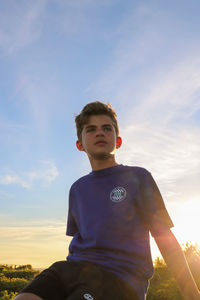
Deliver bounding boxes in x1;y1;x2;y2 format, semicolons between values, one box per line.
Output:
75;101;119;140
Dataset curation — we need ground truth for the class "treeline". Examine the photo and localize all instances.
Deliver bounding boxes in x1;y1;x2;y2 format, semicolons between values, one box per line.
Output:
0;264;40;299
0;243;200;299
147;242;200;299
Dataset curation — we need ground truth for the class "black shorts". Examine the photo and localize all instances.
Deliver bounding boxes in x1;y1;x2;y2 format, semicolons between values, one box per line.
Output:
20;260;139;300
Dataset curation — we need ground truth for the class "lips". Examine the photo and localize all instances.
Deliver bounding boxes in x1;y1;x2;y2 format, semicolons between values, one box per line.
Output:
95;140;107;145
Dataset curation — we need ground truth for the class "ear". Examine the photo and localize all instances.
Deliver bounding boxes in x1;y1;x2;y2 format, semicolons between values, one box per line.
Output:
116;136;122;149
76;140;85;151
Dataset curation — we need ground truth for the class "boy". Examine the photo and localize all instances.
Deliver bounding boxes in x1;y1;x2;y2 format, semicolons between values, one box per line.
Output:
15;101;200;300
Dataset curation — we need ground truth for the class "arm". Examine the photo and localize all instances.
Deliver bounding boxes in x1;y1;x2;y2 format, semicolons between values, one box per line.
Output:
154;229;200;300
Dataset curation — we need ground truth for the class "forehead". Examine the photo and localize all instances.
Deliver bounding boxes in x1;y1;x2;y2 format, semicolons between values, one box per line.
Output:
84;114;114;127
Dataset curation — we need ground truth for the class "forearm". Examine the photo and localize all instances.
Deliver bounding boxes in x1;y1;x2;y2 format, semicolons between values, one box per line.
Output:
155;230;200;300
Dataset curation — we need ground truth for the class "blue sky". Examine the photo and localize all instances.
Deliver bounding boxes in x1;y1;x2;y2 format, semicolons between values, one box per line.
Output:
1;0;200;267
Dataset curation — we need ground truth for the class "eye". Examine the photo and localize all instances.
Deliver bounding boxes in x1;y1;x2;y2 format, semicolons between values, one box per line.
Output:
104;126;112;132
86;127;95;132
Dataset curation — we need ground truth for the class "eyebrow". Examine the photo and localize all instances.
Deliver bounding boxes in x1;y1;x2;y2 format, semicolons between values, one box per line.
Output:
85;124;113;129
102;124;113;127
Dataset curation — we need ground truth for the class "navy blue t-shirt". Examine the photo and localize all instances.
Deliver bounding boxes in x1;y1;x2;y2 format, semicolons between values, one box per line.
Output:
66;165;173;299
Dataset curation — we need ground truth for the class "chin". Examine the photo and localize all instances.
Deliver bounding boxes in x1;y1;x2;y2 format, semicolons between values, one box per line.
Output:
91;152;112;160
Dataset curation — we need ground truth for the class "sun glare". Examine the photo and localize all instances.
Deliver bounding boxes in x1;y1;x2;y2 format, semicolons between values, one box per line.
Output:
150;199;200;261
170;199;200;246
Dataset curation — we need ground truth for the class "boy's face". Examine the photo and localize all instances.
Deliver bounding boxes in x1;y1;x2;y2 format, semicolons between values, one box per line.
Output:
76;114;122;160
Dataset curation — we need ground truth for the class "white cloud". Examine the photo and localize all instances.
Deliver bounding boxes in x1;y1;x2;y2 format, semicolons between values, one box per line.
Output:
27;161;59;183
0;161;59;189
0;173;30;188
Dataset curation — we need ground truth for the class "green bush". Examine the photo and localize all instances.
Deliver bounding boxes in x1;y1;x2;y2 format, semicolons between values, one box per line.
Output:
0;290;17;300
0;244;199;299
0;264;40;295
0;276;29;293
146;243;200;299
4;270;39;280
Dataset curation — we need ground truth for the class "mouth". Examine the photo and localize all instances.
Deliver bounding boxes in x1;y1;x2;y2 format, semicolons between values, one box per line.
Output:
95;141;107;145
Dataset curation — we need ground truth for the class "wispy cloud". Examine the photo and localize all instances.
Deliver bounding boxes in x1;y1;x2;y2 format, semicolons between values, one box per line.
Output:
117;123;200;201
109;56;200;204
87;3;200;205
0;173;30;188
0;161;59;189
0;190;14;200
27;161;59;183
0;0;120;57
0;0;46;55
87;2;200;103
0;219;71;267
17;75;59;134
0;219;66;241
0;121;29;150
49;0;118;35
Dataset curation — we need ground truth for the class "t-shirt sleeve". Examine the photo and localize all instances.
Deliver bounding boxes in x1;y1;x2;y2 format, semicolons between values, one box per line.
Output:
139;170;174;237
66;188;78;236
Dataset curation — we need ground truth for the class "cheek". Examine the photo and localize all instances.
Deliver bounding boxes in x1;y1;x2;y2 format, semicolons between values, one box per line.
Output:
109;133;117;142
81;136;91;148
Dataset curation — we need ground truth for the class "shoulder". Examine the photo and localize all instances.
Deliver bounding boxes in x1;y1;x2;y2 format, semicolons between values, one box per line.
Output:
70;173;91;191
123;165;150;176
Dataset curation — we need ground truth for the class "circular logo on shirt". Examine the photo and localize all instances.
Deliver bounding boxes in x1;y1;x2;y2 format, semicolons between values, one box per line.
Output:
83;293;94;300
110;187;127;203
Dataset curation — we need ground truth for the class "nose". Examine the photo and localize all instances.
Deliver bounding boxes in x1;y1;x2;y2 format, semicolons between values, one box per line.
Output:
95;127;105;137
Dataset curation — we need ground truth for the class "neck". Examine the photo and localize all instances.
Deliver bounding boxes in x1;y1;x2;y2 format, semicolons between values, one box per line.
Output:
89;156;119;171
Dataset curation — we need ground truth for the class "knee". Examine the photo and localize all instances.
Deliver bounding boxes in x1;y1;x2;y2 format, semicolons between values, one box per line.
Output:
14;292;43;300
